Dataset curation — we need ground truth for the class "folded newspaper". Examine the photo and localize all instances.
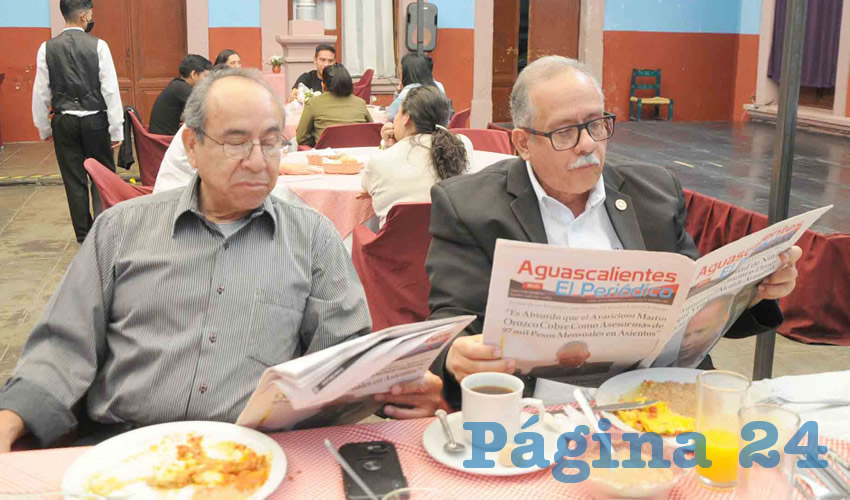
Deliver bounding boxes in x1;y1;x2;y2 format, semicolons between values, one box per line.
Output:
482;205;831;386
237;315;474;431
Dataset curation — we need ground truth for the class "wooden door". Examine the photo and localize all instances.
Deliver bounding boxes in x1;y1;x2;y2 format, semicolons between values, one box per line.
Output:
90;0;187;124
491;0;520;123
130;0;187;122
90;1;135;111
528;0;580;62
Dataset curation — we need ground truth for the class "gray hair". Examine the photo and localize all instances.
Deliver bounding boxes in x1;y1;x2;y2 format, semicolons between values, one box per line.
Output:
182;67;285;141
510;56;604;128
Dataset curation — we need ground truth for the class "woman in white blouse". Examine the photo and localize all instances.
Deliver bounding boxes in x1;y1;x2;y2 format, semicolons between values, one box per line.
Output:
362;86;473;228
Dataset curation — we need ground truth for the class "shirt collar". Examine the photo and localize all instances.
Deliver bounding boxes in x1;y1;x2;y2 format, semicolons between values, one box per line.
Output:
525;161;607;214
63;27;85;32
172;172;278;235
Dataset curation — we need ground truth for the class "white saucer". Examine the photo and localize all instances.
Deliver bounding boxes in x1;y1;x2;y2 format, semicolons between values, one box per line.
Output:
422;411;567;476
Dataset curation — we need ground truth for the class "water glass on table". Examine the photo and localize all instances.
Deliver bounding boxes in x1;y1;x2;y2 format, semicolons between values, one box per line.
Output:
735;404;801;499
695;370;751;489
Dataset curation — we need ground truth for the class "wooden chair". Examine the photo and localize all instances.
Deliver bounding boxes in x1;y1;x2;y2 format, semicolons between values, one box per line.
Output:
629;69;674;121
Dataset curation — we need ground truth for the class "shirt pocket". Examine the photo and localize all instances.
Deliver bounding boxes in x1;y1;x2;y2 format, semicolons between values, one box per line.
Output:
246;288;306;367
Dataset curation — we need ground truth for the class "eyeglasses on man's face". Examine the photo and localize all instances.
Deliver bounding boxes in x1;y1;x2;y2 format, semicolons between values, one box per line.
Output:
521;113;616;151
202;131;289;161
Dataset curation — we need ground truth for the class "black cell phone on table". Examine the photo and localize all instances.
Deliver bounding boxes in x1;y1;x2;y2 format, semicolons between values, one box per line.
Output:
339;441;408;500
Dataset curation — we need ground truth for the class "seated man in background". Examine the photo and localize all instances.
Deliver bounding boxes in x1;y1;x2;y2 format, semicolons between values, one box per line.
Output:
296;64;372;147
288;44;336;101
0;69;442;452
148;54;212;135
425;56;802;407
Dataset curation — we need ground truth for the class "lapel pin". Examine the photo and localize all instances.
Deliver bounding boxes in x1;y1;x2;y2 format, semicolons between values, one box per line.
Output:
615;199;628;211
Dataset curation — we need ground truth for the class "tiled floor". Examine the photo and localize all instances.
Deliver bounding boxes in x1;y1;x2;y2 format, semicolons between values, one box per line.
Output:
0;141;847;384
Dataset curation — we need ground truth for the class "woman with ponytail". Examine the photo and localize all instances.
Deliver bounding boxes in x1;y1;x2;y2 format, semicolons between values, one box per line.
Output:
362;86;473;228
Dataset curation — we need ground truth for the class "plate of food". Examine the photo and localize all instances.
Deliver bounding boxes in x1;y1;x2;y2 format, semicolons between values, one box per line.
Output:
595;367;703;446
62;421;286;499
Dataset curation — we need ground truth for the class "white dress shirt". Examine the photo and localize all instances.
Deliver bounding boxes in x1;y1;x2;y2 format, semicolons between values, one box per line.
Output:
525;161;623;251
525;161;625;404
153;125;194;194
31;27;124;142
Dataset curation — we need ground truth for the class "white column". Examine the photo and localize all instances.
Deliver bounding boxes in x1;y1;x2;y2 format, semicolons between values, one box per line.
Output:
471;0;494;127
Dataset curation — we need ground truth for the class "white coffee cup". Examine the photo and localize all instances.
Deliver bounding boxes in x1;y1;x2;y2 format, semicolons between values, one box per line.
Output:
460;372;546;444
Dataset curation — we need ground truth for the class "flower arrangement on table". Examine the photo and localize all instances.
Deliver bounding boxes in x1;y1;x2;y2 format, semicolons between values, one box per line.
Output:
268;55;284;73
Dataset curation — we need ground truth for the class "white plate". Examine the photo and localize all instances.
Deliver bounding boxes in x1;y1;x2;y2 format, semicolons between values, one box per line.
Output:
595;367;703;446
422;411;568;476
62;421;287;499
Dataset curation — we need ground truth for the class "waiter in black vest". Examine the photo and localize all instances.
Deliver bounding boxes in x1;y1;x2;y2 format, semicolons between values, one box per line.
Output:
31;0;123;243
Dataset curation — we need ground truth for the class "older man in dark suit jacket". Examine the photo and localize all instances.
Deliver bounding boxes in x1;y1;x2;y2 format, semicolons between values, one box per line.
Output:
426;56;802;407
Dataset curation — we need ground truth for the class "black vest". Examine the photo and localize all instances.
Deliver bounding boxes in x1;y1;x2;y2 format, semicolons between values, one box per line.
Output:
45;30;107;113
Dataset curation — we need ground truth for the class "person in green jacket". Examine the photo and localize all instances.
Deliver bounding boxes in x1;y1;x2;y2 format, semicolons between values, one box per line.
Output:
296;63;373;147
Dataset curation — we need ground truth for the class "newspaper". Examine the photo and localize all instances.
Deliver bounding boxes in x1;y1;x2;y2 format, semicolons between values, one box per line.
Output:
482;206;831;383
237;315;474;431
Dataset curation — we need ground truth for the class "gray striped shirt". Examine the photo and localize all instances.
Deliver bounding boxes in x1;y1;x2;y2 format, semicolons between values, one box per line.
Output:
0;175;371;446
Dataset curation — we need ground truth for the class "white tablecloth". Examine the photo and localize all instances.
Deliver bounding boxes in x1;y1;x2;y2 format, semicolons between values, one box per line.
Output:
271;147;516;237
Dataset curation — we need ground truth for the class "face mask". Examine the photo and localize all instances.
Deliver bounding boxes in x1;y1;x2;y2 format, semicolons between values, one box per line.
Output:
85;19;95;33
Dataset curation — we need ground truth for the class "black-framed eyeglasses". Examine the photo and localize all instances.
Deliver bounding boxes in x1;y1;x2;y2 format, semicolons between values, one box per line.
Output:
521;112;616;151
202;131;289;161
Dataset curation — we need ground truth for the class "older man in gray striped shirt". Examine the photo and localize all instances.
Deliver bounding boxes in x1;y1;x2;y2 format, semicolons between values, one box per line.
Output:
0;68;445;451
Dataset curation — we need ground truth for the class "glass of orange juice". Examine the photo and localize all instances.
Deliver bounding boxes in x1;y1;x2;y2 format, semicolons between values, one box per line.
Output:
695;370;751;489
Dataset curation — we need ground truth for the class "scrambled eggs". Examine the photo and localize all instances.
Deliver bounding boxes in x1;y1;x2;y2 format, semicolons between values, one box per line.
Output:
616;399;695;435
87;433;270;499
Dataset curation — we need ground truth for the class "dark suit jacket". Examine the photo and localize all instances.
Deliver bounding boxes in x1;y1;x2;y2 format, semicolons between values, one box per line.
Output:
426;158;783;407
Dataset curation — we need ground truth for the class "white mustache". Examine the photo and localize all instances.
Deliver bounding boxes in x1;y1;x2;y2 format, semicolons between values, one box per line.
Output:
568;153;601;170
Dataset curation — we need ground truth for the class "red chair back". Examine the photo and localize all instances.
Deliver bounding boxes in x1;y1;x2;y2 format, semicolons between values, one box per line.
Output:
83;158;153;210
352;203;432;331
352;69;374;103
128;110;174;186
315;122;384;149
448;108;470;129
450;128;512;154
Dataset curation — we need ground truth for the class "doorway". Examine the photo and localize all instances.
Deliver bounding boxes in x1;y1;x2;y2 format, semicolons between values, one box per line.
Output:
491;0;581;123
92;0;188;123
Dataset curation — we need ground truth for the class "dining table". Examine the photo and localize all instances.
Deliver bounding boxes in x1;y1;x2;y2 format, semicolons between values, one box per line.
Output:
1;371;848;499
272;146;517;239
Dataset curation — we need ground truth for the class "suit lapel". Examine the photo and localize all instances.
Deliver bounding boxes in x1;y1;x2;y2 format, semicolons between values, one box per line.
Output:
506;159;548;244
603;168;646;250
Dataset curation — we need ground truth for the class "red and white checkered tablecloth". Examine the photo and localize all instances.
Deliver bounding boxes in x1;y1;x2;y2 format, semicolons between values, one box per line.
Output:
1;416;847;499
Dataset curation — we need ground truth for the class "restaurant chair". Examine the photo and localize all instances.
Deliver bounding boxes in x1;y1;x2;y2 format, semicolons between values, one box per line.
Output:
450;128;512;155
447;108;470;129
352;69;374;103
629;69;674;121
352;203;432;332
314;122;384;149
84;158;153;210
128;109;174;186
